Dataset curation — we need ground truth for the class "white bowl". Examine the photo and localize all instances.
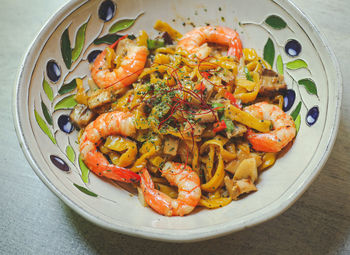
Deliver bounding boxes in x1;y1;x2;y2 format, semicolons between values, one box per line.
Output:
13;0;342;242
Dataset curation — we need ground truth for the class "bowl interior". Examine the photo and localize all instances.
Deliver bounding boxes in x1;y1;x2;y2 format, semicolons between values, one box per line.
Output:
14;0;341;241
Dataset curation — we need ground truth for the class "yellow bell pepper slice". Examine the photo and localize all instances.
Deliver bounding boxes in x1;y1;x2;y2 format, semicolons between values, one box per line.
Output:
112;89;134;112
234;72;260;103
200;136;236;163
130;147;156;172
153;20;182;40
224;103;272;133
137;30;148;47
155;47;175;55
198;196;232;209
259;152;276;171
243;48;258;62
75;78;88;105
154;53;170;65
149;156;165;168
104;136;137;167
139;65;168;79
201;154;225;192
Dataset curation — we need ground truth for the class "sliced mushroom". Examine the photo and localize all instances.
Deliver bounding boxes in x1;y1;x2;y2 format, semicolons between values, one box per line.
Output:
225;159;240;174
163;136;179;156
178;141;193;163
226;122;247;139
259;69;287;96
224;176;257;200
69;104;97;129
88;88;114;110
233;158;258;183
183;122;206;136
193;110;218;123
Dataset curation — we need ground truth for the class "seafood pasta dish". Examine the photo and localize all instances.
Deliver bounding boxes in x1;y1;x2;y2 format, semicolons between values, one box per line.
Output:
70;20;296;216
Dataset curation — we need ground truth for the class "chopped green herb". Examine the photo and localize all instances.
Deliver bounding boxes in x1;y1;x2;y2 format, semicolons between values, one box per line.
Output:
211;102;225;112
224;118;235;132
244;66;254;81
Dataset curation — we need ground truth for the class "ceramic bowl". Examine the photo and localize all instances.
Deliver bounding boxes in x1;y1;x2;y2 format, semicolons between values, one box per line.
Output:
13;0;341;242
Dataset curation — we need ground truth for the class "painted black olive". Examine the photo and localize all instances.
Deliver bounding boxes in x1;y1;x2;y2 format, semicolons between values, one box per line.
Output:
58;115;74;133
98;0;115;22
285;39;302;57
306;106;319;126
50;155;69;171
283;89;296;112
46;60;61;83
87;50;102;63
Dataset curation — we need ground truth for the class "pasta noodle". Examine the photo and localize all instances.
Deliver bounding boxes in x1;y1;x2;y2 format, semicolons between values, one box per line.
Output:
72;20;296;215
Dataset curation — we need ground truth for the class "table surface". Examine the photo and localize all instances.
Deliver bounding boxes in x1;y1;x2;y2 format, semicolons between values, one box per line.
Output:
1;0;349;254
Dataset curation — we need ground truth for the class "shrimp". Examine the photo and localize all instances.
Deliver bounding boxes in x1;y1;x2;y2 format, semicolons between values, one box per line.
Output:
91;39;148;90
79;111;140;183
177;26;243;59
140;162;201;216
244;102;296;152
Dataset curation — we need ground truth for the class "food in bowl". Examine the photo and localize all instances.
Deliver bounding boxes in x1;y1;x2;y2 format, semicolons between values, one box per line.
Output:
70;20;296;216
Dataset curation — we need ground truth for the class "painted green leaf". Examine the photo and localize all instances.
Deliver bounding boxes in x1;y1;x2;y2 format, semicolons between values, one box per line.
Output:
295;114;301;132
58;79;77;95
34;109;56;144
61;28;72;69
43;79;53;101
79;155;90;183
41;101;52;126
263;38;275;67
276;55;284;75
109;18;136;34
291;101;302;121
298;78;318;96
265;15;287;30
93;34;136;45
54;95;77;110
73;183;97;197
286;59;308;70
66;145;75;163
72;22;88;62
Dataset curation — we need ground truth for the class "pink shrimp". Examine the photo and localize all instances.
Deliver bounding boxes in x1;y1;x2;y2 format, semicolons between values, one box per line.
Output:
79;111;140;183
177;26;243;59
140;162;201;216
91;39;148;90
244;102;296;152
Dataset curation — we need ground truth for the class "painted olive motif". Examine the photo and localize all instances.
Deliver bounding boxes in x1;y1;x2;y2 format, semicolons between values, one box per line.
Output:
88;50;102;63
285;39;302;57
306;106;319;126
283;89;296;112
46;60;61;82
58;115;74;134
98;0;115;22
50;155;69;171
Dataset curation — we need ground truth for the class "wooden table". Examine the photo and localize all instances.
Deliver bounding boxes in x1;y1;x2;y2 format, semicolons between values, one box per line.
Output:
1;0;349;254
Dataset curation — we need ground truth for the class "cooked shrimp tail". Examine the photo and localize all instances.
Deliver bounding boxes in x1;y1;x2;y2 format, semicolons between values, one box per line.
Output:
91;38;148;90
177;26;243;59
80;111;140;183
244;102;296;152
140;162;201;216
82;147;140;183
